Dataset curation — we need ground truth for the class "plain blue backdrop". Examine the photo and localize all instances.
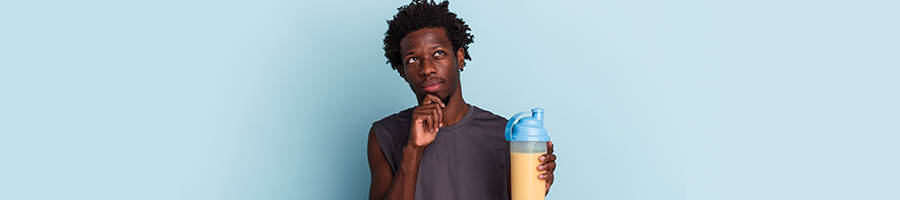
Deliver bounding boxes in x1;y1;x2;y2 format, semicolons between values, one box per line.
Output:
1;0;897;199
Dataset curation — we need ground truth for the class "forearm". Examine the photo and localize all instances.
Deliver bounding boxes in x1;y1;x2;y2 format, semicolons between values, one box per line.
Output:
383;145;425;200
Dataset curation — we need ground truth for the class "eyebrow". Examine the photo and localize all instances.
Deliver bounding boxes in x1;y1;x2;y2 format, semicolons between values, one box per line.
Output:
404;45;446;57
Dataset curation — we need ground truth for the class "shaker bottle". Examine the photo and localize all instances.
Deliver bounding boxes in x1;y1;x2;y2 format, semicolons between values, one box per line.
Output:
506;108;550;200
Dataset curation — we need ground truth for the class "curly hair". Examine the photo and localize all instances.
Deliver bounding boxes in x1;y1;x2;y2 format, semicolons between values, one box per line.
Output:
383;0;474;77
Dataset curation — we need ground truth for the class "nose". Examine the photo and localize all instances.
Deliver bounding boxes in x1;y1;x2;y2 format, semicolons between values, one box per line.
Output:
418;58;437;77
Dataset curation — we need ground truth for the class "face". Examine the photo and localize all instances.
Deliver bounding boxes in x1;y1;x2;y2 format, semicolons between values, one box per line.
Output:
399;27;465;103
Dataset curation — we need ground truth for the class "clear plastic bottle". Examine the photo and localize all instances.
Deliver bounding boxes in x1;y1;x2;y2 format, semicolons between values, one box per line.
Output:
506;108;550;200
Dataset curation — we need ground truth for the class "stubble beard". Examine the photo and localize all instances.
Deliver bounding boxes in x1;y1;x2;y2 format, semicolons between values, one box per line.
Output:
441;91;452;105
442;72;462;106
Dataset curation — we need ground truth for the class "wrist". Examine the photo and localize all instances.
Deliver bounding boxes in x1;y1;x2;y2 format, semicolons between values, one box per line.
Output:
403;143;427;154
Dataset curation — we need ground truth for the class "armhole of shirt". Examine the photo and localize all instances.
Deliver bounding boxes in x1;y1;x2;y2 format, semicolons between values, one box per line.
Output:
372;122;398;174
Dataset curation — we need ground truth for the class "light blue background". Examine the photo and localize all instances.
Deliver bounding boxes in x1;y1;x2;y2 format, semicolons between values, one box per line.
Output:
1;0;897;199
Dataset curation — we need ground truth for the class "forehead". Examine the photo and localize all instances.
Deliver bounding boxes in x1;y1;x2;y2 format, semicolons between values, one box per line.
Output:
400;27;452;53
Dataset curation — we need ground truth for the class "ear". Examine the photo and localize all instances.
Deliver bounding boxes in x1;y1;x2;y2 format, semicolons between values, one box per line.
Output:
397;65;408;81
456;48;465;70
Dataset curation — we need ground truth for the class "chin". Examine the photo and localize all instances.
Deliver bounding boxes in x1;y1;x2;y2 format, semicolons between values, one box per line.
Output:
441;95;451;104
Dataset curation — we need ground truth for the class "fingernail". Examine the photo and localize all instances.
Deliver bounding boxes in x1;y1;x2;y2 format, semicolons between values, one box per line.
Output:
538;165;545;170
540;156;546;162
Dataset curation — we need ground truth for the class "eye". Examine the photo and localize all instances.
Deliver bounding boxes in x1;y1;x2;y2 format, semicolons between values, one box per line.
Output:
434;51;445;56
408;57;418;64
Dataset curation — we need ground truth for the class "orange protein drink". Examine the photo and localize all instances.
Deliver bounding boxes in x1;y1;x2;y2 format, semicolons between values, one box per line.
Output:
510;147;546;200
506;108;550;200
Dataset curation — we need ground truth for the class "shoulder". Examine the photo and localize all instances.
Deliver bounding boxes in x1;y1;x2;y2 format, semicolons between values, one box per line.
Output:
370;108;415;174
372;107;414;128
466;106;510;150
471;105;507;122
371;107;414;141
469;105;508;129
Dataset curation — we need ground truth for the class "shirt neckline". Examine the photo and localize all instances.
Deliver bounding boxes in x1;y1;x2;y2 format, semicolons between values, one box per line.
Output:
437;104;475;133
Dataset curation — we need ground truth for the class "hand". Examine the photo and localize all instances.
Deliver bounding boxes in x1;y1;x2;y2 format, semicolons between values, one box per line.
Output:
408;94;445;149
538;141;556;195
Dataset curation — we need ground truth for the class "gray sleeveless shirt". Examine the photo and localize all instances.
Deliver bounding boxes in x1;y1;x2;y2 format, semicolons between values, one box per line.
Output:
372;105;510;200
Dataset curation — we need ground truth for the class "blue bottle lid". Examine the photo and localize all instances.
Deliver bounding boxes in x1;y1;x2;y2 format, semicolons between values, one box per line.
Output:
505;108;550;141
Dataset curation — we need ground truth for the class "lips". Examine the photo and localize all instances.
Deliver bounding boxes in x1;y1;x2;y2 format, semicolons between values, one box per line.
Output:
420;79;444;93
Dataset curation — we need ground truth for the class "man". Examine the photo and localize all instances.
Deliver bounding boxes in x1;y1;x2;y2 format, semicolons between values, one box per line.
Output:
367;1;557;199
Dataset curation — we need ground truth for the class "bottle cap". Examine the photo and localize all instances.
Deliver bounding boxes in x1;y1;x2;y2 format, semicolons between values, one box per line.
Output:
505;108;550;141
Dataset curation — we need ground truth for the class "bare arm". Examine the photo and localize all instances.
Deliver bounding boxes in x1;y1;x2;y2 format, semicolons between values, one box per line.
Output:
367;128;394;200
368;128;428;200
367;94;444;200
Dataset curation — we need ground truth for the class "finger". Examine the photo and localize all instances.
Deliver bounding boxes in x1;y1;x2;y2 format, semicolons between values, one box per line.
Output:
413;110;428;125
540;153;556;163
435;104;444;127
547;174;554;184
544;161;556;173
547;141;554;154
538;172;554;180
432;108;439;132
423;110;434;131
545;174;553;194
414;102;441;111
537;160;556;172
421;94;442;106
413;104;440;127
421;94;434;105
426;94;444;108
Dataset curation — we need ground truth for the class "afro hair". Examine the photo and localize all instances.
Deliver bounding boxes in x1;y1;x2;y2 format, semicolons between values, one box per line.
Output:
383;0;474;77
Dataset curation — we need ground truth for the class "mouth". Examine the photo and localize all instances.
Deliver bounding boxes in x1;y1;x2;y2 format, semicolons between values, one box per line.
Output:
420;79;444;93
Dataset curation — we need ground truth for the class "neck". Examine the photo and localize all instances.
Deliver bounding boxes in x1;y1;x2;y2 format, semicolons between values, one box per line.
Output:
439;85;468;127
